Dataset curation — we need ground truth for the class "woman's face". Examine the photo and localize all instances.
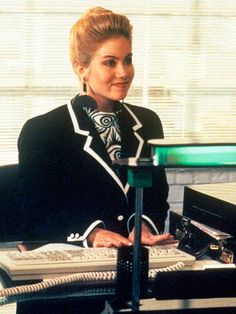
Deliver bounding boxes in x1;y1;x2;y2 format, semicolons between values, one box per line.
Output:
83;36;134;110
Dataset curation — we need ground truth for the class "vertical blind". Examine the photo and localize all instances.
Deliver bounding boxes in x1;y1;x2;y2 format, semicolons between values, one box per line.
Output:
1;0;236;166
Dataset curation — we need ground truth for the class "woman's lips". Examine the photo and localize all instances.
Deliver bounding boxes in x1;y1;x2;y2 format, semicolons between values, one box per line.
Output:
112;82;129;88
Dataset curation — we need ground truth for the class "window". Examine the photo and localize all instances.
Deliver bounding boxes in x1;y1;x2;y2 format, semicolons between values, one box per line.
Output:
1;0;236;165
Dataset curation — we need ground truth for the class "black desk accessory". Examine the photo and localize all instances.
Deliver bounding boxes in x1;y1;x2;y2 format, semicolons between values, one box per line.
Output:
116;245;149;302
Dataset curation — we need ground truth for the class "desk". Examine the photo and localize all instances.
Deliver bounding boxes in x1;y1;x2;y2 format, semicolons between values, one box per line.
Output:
0;245;236;314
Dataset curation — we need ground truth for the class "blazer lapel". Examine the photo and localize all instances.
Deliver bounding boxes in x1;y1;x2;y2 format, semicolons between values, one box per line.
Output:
117;104;145;193
120;104;144;159
67;95;145;195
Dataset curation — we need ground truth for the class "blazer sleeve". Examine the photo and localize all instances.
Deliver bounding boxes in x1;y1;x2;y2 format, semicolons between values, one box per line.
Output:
18;114;106;243
18;116;67;241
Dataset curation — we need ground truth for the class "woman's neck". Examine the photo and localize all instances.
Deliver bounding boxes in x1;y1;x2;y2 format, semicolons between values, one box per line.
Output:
87;93;114;112
97;103;114;112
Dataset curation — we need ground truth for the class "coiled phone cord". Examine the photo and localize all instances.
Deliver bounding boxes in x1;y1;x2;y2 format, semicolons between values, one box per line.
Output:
0;262;185;302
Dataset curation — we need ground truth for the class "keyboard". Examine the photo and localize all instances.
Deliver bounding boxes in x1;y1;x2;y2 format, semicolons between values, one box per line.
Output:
0;245;195;281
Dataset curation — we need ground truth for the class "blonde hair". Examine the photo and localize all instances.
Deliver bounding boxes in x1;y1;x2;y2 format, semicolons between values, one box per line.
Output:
69;7;133;69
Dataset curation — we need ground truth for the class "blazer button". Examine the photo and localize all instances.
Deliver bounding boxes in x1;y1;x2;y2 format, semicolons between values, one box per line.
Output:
117;215;124;221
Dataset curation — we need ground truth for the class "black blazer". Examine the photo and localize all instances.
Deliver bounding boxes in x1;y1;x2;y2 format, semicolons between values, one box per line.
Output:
18;95;169;243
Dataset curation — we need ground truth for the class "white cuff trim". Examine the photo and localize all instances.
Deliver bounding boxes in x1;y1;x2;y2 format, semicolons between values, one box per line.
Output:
67;220;105;244
127;214;159;235
142;214;159;235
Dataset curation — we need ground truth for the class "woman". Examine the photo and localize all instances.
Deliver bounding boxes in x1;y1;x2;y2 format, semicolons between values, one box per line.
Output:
17;7;176;314
18;7;174;250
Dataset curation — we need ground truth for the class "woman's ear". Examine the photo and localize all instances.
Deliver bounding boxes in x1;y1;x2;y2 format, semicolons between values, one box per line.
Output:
74;64;89;82
73;64;89;94
73;63;84;78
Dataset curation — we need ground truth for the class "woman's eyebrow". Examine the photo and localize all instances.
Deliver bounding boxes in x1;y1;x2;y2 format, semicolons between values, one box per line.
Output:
102;53;133;59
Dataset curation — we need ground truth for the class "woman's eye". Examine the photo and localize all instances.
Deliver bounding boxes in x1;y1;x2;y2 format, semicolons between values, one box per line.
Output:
125;56;132;65
104;59;116;67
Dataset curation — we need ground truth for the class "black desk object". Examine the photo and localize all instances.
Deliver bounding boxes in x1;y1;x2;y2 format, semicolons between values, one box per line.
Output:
183;182;236;237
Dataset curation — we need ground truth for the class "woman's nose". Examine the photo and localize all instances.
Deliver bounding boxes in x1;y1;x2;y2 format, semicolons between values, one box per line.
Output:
116;64;128;78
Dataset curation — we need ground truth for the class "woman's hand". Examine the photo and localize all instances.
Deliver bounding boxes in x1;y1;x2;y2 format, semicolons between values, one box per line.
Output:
88;227;132;248
128;222;178;246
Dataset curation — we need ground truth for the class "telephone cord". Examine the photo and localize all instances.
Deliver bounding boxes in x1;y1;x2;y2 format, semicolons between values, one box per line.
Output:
0;262;185;300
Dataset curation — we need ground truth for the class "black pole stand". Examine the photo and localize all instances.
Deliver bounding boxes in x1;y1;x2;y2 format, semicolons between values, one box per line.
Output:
127;159;153;313
132;186;143;312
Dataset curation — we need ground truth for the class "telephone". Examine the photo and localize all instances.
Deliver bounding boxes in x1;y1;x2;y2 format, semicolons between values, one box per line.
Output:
169;211;234;263
170;212;211;257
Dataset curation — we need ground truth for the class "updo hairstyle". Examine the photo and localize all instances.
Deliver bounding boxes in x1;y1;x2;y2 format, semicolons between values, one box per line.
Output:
69;7;133;69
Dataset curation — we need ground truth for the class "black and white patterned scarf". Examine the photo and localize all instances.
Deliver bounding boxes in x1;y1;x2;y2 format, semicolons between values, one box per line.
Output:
84;107;121;161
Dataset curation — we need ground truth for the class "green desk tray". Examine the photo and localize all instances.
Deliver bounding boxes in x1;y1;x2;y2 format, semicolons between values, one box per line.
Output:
149;139;236;167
